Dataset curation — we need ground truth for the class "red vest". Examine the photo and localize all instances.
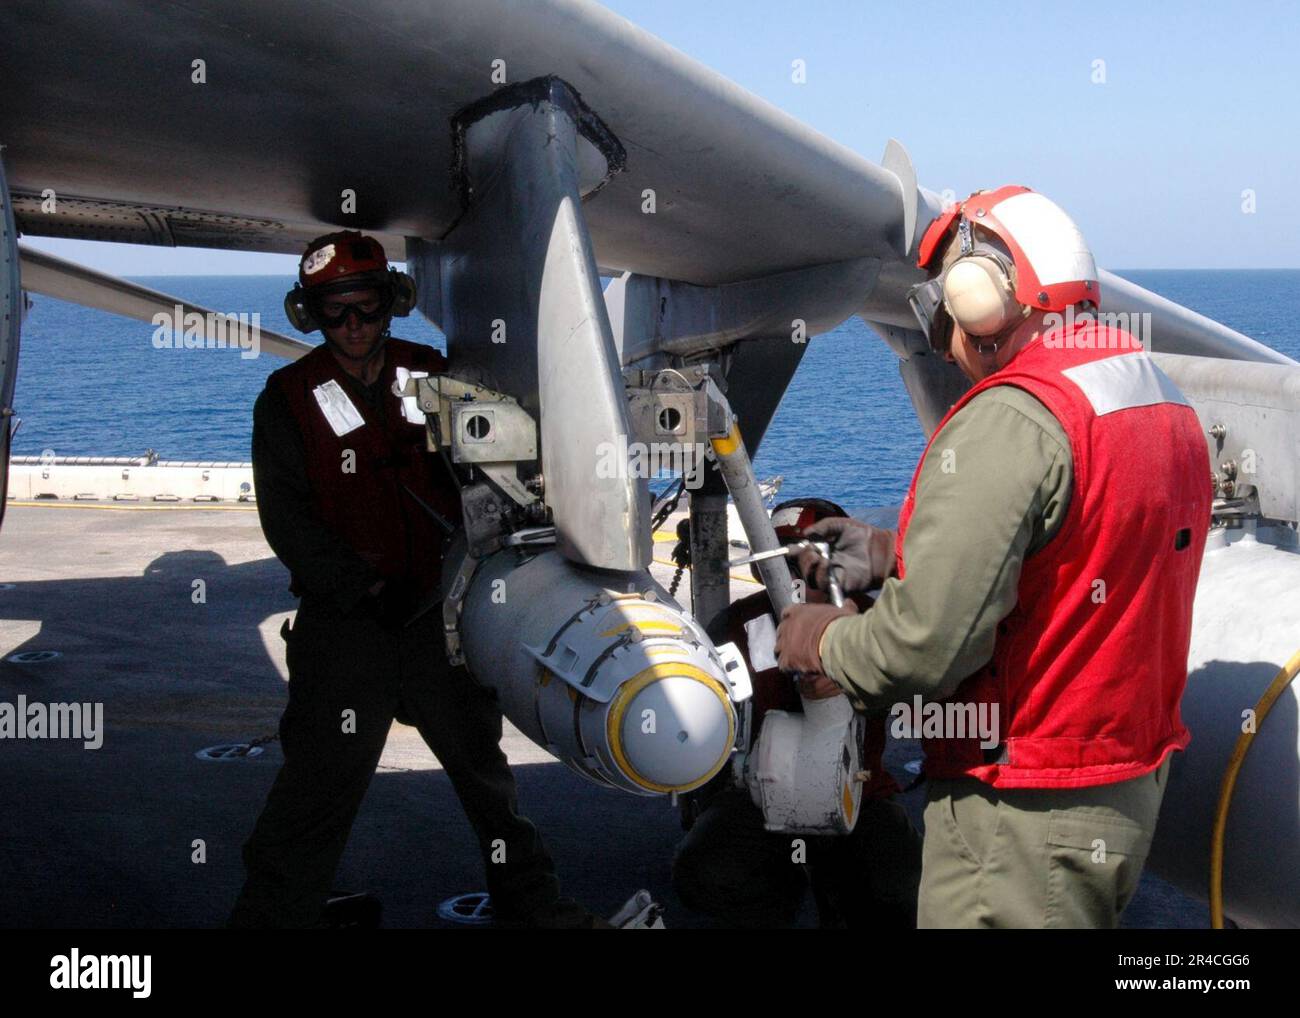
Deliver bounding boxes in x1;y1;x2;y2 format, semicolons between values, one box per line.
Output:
897;323;1211;789
270;337;462;598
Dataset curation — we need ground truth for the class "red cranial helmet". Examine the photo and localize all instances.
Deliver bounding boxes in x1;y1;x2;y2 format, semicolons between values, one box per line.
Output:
284;231;417;333
909;186;1099;351
769;497;848;542
298;231;391;291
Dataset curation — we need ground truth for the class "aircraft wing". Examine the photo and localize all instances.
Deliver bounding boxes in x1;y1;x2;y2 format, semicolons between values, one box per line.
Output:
0;0;908;284
3;0;1286;372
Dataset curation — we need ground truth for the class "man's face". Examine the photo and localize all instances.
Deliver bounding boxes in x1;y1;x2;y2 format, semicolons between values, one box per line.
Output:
318;287;388;361
946;310;1049;382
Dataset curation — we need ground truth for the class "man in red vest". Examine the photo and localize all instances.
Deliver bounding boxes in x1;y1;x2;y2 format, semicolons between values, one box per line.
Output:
230;232;601;928
775;188;1212;927
672;499;921;928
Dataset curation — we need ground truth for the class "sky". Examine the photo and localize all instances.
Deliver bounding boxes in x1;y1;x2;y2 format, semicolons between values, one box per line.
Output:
21;0;1300;274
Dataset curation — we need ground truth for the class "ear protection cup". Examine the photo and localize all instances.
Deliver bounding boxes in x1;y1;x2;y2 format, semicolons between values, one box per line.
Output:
942;252;1023;338
388;270;417;317
284;283;317;333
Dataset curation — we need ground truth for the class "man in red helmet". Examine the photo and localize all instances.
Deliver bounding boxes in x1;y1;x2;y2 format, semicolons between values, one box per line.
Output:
672;498;921;928
230;232;601;928
775;188;1212;928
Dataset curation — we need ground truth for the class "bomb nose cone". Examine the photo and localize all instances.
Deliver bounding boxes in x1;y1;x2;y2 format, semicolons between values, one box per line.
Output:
607;671;735;792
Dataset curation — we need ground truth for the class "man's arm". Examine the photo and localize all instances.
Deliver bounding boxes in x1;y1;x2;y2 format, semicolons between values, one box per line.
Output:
818;386;1073;706
252;383;381;615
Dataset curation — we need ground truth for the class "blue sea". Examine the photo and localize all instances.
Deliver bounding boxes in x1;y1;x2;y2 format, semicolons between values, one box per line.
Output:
11;270;1300;516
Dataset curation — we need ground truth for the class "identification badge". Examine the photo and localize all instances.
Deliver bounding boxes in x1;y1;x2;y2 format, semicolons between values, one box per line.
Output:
743;613;779;673
312;379;365;437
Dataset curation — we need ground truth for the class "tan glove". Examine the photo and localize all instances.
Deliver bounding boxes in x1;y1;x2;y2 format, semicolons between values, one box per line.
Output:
795;517;897;595
775;601;859;677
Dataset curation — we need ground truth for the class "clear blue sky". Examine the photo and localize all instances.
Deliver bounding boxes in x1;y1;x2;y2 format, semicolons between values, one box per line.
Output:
24;0;1299;274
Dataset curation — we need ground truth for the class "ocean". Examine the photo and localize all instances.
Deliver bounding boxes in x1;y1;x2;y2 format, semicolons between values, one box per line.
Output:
11;270;1300;516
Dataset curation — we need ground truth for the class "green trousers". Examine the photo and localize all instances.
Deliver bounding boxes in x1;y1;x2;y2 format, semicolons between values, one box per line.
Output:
229;602;560;928
917;757;1171;928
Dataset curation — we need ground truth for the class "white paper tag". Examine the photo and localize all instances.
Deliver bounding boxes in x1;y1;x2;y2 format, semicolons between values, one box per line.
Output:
743;613;779;673
312;379;365;437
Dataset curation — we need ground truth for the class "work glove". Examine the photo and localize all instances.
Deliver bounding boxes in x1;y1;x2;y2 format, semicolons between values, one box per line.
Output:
795;517;896;595
775;600;859;678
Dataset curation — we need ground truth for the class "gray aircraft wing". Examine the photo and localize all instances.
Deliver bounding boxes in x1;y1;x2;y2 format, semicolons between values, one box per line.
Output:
2;0;1287;366
1;0;906;284
1;0;1291;446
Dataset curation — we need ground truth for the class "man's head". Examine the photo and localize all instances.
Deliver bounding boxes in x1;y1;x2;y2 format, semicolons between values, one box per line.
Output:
939;233;1056;381
283;231;417;365
752;497;848;583
908;186;1099;382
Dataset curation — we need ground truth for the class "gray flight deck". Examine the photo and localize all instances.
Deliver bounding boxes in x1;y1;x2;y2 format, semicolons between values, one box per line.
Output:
0;501;1205;928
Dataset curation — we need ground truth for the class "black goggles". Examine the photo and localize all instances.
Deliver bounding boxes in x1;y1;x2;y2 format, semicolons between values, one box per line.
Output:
309;287;395;329
906;276;951;352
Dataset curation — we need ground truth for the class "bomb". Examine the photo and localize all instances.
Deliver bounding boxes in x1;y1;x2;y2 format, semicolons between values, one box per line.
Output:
456;545;752;795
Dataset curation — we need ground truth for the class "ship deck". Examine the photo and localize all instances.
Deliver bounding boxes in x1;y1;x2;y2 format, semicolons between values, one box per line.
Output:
0;500;1205;928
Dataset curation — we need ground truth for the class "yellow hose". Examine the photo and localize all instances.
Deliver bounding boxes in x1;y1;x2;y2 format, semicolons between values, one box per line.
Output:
1209;647;1300;928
